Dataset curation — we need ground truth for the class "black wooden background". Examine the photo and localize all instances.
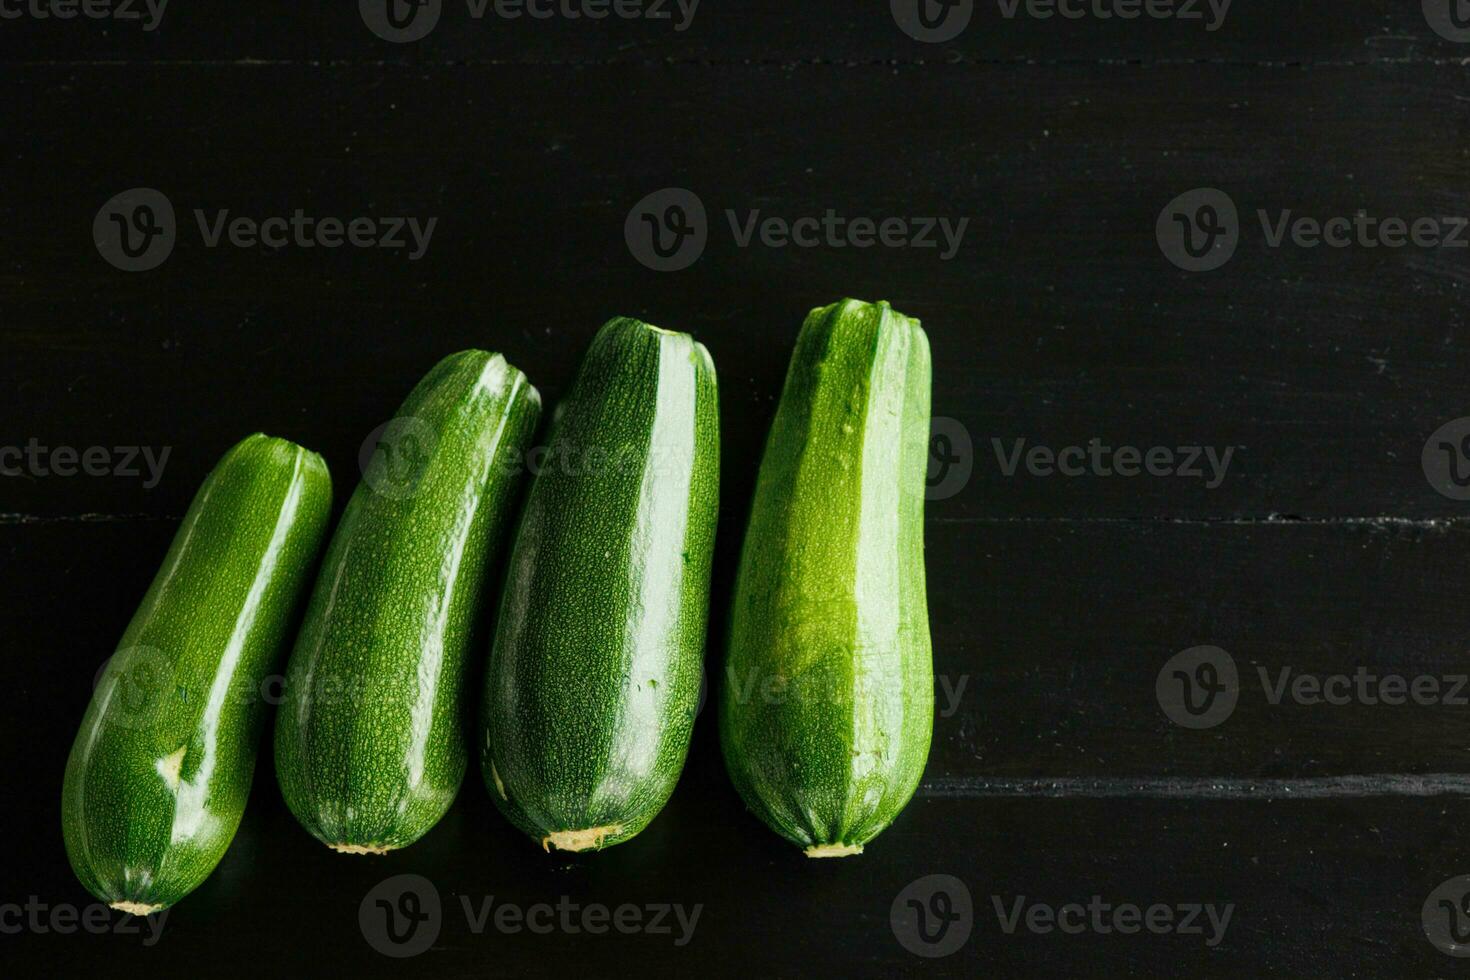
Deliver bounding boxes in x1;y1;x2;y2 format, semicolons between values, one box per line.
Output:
7;2;1470;976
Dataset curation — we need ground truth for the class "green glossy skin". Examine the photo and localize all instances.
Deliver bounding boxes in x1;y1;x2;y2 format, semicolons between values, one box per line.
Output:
62;434;333;912
719;299;933;856
275;351;540;853
481;318;719;852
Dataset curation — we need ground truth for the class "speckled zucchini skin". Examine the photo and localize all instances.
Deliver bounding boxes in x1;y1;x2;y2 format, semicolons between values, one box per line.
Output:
719;299;933;856
274;351;540;853
481;318;719;852
62;434;333;912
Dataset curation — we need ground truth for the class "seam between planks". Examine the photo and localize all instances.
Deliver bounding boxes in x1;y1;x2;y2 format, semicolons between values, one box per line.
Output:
930;516;1469;528
920;774;1470;799
6;513;1469;526
2;57;1468;69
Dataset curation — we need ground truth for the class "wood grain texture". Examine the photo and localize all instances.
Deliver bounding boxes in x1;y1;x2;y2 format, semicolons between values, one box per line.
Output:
5;63;1468;521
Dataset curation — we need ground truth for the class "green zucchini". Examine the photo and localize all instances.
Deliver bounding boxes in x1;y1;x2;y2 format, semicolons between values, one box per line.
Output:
62;434;333;912
274;350;539;854
719;299;933;857
481;317;719;853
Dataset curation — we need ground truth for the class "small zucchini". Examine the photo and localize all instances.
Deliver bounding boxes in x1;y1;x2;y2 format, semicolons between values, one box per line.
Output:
719;299;933;857
481;317;719;853
62;434;333;912
274;350;540;853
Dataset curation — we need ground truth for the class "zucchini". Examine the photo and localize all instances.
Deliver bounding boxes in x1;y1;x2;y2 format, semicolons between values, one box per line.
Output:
480;317;719;852
274;350;539;854
719;299;933;857
62;434;333;912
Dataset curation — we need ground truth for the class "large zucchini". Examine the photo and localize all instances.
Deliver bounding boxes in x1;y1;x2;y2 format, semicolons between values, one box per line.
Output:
274;350;540;853
719;299;933;857
480;317;719;852
62;434;333;911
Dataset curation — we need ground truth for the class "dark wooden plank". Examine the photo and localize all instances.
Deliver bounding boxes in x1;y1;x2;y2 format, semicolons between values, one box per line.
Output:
0;1;1461;66
8;760;1465;977
930;518;1470;781
5;62;1470;521
14;516;1470;785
